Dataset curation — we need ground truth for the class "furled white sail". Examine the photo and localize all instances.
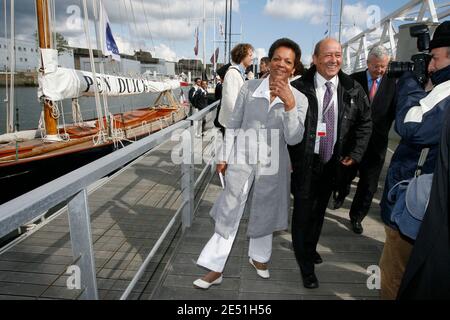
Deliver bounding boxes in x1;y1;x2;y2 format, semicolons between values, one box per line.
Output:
38;67;181;101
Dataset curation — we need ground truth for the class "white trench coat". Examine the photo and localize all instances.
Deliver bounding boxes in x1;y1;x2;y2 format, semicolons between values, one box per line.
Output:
211;77;308;238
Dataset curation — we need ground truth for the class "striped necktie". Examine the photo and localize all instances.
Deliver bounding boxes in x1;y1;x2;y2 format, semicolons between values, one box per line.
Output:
319;81;335;163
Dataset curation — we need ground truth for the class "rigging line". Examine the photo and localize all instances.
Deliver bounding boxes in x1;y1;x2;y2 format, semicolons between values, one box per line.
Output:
129;0;144;52
163;0;176;60
121;0;129;56
158;0;171;60
117;0;125;70
122;0;135;64
128;0;140;55
3;0;9;104
50;0;56;50
141;0;155;53
81;0;105;133
93;0;111;132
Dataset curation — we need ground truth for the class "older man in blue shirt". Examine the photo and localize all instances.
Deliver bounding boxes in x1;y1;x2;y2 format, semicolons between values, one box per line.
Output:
349;45;397;234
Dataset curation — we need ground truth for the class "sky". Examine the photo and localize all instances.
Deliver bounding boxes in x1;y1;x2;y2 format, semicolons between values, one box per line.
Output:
1;0;449;66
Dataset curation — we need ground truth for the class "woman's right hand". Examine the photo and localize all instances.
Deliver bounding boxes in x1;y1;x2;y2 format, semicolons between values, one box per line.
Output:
216;161;227;175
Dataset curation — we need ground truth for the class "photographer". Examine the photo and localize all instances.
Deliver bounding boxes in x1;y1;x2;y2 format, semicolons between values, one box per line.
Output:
379;21;450;300
398;106;450;299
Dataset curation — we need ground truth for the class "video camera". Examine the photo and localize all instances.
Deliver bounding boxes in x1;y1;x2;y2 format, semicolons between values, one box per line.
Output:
388;24;431;85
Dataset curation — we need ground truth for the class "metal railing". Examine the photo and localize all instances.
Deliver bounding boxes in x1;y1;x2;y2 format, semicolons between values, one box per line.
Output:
0;100;220;300
341;0;450;73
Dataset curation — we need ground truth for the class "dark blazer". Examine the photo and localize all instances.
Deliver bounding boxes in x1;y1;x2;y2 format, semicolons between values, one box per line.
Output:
188;86;197;104
193;88;208;110
288;66;372;198
214;82;223;101
351;70;396;159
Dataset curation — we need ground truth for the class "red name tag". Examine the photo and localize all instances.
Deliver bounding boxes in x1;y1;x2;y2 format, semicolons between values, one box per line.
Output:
317;123;327;137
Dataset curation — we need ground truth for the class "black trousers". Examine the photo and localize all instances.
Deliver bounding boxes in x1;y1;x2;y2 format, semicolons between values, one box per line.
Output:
349;151;385;222
291;154;336;276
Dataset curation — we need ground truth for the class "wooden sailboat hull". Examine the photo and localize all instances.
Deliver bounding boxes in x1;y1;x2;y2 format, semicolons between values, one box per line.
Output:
0;104;189;204
0;141;114;205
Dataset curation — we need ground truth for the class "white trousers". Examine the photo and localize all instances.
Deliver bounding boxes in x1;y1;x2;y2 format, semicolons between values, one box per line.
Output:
192;107;204;136
196;178;273;273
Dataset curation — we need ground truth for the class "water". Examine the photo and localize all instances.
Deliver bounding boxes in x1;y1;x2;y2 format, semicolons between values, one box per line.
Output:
0;86;185;134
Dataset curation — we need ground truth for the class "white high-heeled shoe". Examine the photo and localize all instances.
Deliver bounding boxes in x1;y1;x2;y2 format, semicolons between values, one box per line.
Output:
249;258;270;279
193;275;223;289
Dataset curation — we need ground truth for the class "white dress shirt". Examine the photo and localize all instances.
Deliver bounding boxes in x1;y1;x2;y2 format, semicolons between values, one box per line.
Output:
252;76;304;113
314;72;339;154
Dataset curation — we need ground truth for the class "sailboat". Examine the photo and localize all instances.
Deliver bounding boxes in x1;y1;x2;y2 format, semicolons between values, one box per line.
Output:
0;0;189;204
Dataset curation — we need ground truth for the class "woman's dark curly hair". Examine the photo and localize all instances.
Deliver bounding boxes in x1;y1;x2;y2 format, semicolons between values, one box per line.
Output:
230;43;254;64
268;38;302;74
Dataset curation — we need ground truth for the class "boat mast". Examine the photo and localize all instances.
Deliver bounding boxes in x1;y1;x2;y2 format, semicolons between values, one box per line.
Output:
6;0;14;133
213;1;216;79
36;0;58;140
224;0;228;63
202;0;206;75
338;0;344;43
228;0;232;62
328;0;333;38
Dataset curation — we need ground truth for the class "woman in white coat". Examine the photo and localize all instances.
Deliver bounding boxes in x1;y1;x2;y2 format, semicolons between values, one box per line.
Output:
193;38;309;289
218;43;254;128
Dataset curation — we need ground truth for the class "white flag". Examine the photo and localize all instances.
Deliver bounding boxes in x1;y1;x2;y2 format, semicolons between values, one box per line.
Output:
219;21;224;37
99;1;120;61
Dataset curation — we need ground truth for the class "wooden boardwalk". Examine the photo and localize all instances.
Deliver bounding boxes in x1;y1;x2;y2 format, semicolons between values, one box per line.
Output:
151;172;387;300
0;124;394;300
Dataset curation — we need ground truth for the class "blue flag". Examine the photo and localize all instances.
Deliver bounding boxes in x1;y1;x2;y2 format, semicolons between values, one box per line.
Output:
100;2;120;61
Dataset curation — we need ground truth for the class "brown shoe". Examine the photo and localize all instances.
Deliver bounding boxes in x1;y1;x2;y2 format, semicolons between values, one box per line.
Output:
249;258;270;278
193;271;223;289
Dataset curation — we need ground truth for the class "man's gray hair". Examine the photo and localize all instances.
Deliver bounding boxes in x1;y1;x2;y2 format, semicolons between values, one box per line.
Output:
367;45;390;60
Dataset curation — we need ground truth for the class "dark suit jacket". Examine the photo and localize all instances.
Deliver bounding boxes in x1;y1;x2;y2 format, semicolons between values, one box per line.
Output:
193;88;208;110
351;70;397;160
214;82;223;101
188;86;197;104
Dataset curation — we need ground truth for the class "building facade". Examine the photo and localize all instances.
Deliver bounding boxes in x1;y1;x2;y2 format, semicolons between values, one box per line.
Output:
0;37;74;72
0;38;40;72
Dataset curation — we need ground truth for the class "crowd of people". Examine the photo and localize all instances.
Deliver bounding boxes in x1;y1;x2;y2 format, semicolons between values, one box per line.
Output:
187;21;450;299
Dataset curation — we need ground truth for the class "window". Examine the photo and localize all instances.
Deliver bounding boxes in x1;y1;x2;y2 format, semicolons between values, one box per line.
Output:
30;48;33;52
24;58;27;62
19;57;23;62
18;47;21;51
23;48;26;52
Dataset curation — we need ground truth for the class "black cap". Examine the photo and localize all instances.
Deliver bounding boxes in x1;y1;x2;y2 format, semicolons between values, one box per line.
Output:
430;21;450;50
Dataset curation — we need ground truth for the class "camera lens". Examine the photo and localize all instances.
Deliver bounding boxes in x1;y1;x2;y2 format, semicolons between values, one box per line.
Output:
387;61;414;78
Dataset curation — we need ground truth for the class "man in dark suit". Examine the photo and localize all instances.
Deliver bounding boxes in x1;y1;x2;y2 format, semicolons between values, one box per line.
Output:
188;78;202;115
192;80;208;136
213;64;230;135
348;45;397;234
289;38;372;289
